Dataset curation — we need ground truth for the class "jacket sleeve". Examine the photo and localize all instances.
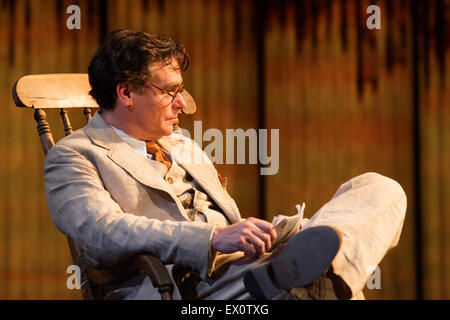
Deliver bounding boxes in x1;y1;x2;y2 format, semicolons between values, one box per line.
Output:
44;143;216;279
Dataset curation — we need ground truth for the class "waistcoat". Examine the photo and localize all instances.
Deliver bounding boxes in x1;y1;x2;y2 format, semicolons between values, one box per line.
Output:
150;153;230;226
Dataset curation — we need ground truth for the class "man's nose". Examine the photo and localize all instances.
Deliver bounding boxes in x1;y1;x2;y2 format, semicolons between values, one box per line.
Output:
172;92;187;111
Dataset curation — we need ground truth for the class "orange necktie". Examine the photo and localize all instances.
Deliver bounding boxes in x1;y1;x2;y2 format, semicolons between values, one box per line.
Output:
145;141;172;170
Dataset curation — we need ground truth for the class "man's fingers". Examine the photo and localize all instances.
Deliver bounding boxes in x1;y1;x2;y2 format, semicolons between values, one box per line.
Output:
246;234;265;256
250;228;272;253
241;236;257;257
246;217;277;242
241;228;272;256
247;217;273;230
211;218;278;256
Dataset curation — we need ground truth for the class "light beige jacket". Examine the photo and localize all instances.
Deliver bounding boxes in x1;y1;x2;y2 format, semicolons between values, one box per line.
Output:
44;112;241;279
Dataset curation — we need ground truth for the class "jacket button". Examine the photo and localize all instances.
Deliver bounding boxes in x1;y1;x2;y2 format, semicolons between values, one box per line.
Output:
167;177;174;184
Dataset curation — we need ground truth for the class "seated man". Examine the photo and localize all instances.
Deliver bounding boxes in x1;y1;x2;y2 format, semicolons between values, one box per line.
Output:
44;29;406;300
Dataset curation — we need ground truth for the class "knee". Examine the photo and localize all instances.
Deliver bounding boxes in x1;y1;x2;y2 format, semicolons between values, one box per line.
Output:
354;172;407;207
334;172;407;211
354;172;390;185
357;172;404;192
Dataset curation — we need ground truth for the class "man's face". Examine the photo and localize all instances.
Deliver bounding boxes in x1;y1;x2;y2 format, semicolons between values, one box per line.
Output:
130;58;186;140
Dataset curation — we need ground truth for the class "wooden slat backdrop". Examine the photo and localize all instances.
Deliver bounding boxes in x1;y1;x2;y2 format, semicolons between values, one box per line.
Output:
0;0;448;299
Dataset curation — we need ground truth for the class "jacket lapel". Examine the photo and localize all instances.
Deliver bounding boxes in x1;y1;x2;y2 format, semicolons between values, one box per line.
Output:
83;112;191;221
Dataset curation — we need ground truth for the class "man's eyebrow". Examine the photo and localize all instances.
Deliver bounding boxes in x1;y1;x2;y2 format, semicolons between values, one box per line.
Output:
164;82;183;90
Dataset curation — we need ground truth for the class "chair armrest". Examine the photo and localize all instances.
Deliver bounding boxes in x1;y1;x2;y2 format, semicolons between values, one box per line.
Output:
86;253;174;300
133;254;174;300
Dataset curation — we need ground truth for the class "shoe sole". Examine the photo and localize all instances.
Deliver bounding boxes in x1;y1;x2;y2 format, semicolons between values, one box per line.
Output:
243;226;342;299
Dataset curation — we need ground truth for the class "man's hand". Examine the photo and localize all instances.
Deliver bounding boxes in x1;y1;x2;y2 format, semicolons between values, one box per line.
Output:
211;217;277;258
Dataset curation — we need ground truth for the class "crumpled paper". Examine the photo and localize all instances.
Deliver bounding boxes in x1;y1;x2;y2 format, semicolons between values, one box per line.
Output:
270;203;306;250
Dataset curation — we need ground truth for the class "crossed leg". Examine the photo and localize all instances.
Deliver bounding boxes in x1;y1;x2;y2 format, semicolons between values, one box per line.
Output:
195;172;407;300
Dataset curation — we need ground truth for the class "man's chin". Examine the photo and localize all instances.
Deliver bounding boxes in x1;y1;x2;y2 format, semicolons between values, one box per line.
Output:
163;126;174;136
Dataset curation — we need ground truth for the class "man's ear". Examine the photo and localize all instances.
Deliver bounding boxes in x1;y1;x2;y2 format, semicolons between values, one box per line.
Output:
115;83;133;109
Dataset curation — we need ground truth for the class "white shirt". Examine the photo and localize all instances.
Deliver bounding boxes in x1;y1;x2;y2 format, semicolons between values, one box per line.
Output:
109;125;153;160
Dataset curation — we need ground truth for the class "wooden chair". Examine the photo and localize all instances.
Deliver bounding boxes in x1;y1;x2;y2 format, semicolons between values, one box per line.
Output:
12;74;176;300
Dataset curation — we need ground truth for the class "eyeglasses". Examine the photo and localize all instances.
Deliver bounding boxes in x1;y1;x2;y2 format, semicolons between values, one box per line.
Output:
147;82;184;103
145;82;197;114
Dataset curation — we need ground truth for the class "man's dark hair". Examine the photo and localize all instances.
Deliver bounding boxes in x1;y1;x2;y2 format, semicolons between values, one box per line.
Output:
88;29;189;110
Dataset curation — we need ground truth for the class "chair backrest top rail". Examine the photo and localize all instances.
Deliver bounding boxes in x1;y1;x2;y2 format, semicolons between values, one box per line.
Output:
12;73;99;109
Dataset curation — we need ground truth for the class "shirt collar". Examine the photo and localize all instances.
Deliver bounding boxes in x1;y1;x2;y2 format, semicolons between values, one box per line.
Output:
109;125;149;159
